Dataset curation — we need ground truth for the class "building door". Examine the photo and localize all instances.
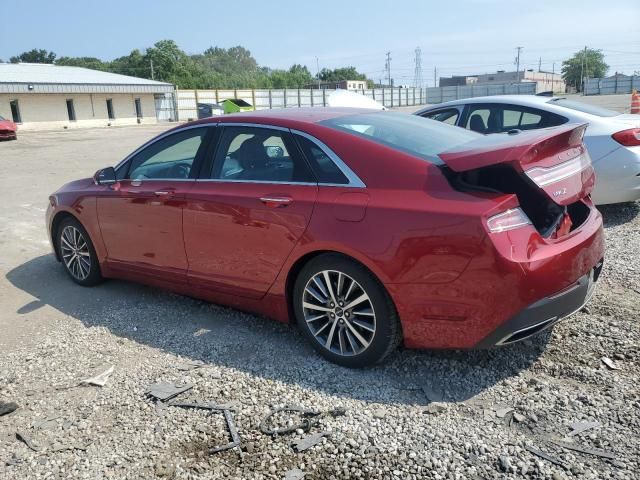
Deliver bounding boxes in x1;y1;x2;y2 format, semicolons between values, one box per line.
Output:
10;100;21;123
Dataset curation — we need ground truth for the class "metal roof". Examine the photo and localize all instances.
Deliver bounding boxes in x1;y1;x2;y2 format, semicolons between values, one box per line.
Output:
0;63;174;94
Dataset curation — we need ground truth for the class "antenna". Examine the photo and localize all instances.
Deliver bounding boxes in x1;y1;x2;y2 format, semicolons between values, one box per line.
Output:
414;47;423;88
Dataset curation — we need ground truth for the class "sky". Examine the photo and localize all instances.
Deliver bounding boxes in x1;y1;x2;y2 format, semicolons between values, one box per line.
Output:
1;0;638;85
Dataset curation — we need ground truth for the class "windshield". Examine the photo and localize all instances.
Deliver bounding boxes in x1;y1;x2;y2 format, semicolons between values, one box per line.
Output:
320;112;479;164
548;98;619;117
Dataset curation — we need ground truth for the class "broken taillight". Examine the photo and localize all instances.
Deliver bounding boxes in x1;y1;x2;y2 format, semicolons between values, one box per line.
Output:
486;208;532;233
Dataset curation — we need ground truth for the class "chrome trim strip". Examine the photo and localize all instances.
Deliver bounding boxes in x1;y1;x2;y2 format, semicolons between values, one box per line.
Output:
114;123;217;172
219;122;289;132
496;316;558;346
195;178;317;186
291;129;366;188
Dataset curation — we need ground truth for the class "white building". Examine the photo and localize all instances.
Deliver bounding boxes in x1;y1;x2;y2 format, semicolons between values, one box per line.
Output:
0;63;176;131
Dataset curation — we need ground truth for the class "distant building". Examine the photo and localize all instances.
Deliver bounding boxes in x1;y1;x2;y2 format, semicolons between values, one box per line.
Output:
0;63;175;131
439;70;565;93
307;79;367;90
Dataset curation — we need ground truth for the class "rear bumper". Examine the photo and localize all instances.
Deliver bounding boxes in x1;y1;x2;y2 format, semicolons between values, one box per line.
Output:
475;260;602;348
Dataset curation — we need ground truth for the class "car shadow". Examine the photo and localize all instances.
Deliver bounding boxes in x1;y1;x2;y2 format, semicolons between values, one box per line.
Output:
598;201;640;227
6;254;548;406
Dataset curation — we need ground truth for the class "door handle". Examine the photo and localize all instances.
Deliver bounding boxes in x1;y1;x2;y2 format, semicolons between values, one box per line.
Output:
154;190;175;197
260;196;292;208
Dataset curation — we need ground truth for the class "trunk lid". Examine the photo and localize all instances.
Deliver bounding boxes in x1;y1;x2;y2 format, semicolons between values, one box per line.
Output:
438;124;594;206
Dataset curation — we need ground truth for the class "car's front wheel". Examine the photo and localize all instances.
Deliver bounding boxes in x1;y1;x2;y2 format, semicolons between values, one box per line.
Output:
293;254;401;367
57;217;103;286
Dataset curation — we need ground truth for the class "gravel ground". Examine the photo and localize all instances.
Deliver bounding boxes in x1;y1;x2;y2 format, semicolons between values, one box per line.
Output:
0;127;639;480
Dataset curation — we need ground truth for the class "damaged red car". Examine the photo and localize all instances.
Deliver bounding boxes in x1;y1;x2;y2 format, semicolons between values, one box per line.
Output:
46;109;604;367
0;115;17;140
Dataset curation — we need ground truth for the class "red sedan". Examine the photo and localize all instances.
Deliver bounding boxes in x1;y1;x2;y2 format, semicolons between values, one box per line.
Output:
46;108;604;367
0;115;17;140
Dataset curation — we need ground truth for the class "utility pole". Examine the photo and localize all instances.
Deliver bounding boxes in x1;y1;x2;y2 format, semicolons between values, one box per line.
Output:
434;66;437;88
515;46;523;82
538;57;542;72
385;51;392;87
580;46;587;93
150;59;154;80
315;57;320;89
413;47;423;88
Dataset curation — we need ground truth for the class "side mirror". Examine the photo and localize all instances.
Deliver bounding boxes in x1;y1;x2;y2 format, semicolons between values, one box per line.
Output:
94;167;116;185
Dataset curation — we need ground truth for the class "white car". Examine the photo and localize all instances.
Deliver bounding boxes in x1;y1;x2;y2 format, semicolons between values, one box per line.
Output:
415;95;640;205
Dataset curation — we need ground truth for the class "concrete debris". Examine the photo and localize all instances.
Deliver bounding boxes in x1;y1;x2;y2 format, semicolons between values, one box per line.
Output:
176;360;205;371
291;431;329;452
600;357;620;370
32;416;60;431
513;412;526;423
145;382;193;402
569;420;601;437
423;402;448;414
81;365;114;387
284;468;306;480
496;407;514;418
0;401;19;417
16;431;41;452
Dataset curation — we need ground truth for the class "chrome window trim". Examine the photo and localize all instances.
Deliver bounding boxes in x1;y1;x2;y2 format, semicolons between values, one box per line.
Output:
195;179;317;186
114;123;217;172
290;129;366;188
219;122;289;132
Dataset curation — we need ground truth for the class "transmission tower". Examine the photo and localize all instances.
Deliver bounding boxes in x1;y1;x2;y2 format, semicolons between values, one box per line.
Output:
414;47;423;88
385;51;392;87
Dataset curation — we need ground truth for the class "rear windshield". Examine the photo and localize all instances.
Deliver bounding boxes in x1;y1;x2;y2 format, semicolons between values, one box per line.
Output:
547;98;619;117
320;112;479;164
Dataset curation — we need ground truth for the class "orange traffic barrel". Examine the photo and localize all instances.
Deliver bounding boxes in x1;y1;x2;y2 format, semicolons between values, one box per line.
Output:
631;90;640;114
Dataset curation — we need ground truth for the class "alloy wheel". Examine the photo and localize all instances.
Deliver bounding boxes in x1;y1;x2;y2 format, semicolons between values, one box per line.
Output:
302;270;376;356
60;225;92;281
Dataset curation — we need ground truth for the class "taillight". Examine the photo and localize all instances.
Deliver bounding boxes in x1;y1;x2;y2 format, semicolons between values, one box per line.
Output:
524;151;591;187
612;128;640;147
487;208;531;233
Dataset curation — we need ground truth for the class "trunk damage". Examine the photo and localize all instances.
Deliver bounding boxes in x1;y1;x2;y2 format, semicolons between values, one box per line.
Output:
438;124;594;238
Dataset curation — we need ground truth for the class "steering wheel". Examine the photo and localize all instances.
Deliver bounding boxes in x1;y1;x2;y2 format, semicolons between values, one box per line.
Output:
169;162;191;179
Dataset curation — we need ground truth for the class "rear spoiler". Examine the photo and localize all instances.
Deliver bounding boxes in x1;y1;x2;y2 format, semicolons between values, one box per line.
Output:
438;124;588;173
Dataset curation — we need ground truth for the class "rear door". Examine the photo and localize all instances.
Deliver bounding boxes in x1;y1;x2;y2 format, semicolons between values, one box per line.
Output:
183;125;318;298
97;126;211;279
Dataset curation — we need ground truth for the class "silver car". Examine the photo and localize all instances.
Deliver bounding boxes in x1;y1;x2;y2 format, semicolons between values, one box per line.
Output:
415;95;640;205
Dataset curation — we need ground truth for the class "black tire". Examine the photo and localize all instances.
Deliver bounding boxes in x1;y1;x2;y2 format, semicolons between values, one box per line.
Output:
293;253;401;367
56;217;103;286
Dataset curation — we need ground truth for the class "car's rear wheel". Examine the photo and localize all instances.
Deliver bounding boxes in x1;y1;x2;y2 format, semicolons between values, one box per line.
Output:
293;254;401;367
57;217;103;286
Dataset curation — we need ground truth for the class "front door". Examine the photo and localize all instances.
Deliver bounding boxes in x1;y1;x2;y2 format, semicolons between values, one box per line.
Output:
183;125;318;298
97;126;211;279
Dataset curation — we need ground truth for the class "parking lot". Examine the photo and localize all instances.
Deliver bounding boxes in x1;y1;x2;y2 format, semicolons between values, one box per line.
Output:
0;124;638;479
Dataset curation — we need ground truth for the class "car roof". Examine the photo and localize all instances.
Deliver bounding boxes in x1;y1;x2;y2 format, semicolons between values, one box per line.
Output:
189;107;381;129
419;95;560;111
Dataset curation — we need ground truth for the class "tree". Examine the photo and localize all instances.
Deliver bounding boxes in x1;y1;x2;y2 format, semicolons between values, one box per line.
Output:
561;48;608;91
10;49;56;64
56;56;109;71
319;66;368;82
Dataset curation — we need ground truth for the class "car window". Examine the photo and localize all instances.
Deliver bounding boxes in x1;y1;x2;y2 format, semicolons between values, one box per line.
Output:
294;135;349;184
320;112;478;164
126;127;208;180
0;115;5;121
465;107;495;133
502;109;522;129
211;126;315;183
423;108;459;125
